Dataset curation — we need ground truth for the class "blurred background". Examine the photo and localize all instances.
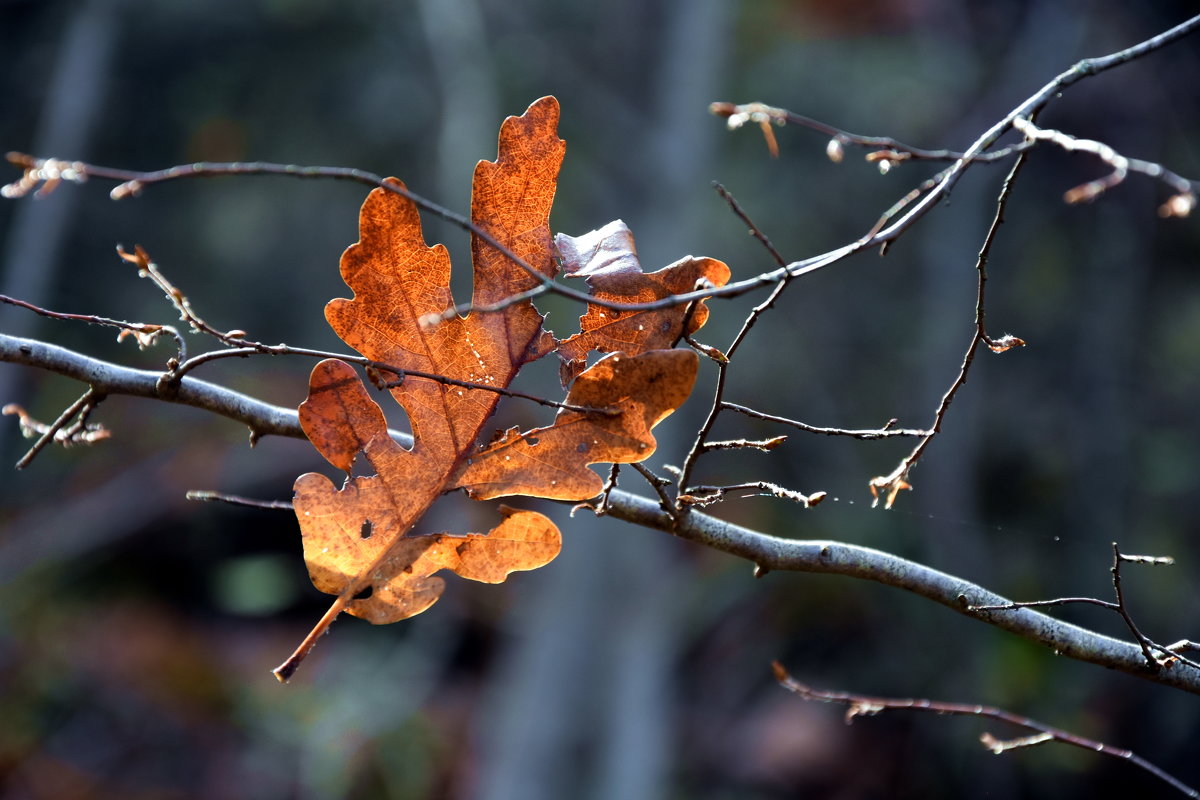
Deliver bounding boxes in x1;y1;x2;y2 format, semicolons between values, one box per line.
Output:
2;1;1200;797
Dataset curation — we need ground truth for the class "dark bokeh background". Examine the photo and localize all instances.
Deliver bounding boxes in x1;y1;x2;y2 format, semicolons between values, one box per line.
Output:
3;1;1200;798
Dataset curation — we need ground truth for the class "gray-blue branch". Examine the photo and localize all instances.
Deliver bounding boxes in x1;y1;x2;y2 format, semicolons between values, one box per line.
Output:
4;330;1199;695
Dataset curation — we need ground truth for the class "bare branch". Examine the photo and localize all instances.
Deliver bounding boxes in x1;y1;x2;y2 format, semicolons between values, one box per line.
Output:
1;332;303;442
869;140;1030;507
10;6;1196;330
5;334;1200;694
675;186;798;497
710;101;1032;165
721;402;928;439
970;543;1200;672
1012;116;1196;209
186;490;294;511
2;292;185;356
679;481;825;509
5;387;108;468
1;153;619;317
711;182;787;267
771;662;1200;798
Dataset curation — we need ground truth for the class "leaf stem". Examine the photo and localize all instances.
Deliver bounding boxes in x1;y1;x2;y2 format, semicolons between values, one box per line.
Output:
272;594;350;683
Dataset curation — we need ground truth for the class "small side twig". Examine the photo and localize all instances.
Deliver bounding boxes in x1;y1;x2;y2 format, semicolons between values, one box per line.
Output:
6;387;108;469
711;182;787;268
675;185;796;499
722;402;928;439
1012;116;1196;214
1;153;626;318
868;142;1031;507
969;543;1200;672
771;661;1199;799
1110;542;1162;667
680;481;825;509
588;463;622;516
1;292;185;358
702;436;788;452
630;461;676;520
186;490;295;511
709;102;1030;165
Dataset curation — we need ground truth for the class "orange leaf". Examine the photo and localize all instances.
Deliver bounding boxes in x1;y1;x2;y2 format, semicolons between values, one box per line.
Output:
280;97;702;680
554;220;730;384
279;98;566;680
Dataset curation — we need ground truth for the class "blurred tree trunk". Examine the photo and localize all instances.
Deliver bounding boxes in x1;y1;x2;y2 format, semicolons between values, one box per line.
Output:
471;2;730;799
0;0;122;461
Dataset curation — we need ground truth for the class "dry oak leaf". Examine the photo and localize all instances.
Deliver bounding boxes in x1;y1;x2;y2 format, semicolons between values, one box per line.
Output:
280;97;699;680
280;97;565;681
554;219;730;385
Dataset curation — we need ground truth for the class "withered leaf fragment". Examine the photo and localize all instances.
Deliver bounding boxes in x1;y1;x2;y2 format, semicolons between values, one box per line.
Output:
555;220;730;385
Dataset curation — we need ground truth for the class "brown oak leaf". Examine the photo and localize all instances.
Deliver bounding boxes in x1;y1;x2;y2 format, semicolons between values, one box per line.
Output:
554;219;730;384
279;98;700;680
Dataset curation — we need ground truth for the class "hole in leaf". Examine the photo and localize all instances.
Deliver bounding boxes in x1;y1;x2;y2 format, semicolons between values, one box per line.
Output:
576;442;589;453
353;585;374;600
526;436;540;446
350;455;374;479
360;520;373;539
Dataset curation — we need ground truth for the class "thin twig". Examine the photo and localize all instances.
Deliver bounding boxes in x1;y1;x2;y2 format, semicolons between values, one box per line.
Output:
10;6;1195;327
629;461;676;520
711;182;787;267
586;463;621;516
1012;116;1196;211
710;101;1032;165
680;481;825;509
675;186;796;497
186;490;295;511
771;661;1199;798
1;154;622;316
12;387;104;469
1;292;185;357
971;596;1120;613
1110;542;1167;668
21;11;1195;329
675;298;728;363
869;140;1031;507
702;436;788;452
865;164;961;243
968;544;1200;672
722;402;928;439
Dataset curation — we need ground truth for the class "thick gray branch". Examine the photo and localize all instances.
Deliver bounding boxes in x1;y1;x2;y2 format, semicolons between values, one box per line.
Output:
602;493;1200;694
5;331;1200;695
1;333;300;439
